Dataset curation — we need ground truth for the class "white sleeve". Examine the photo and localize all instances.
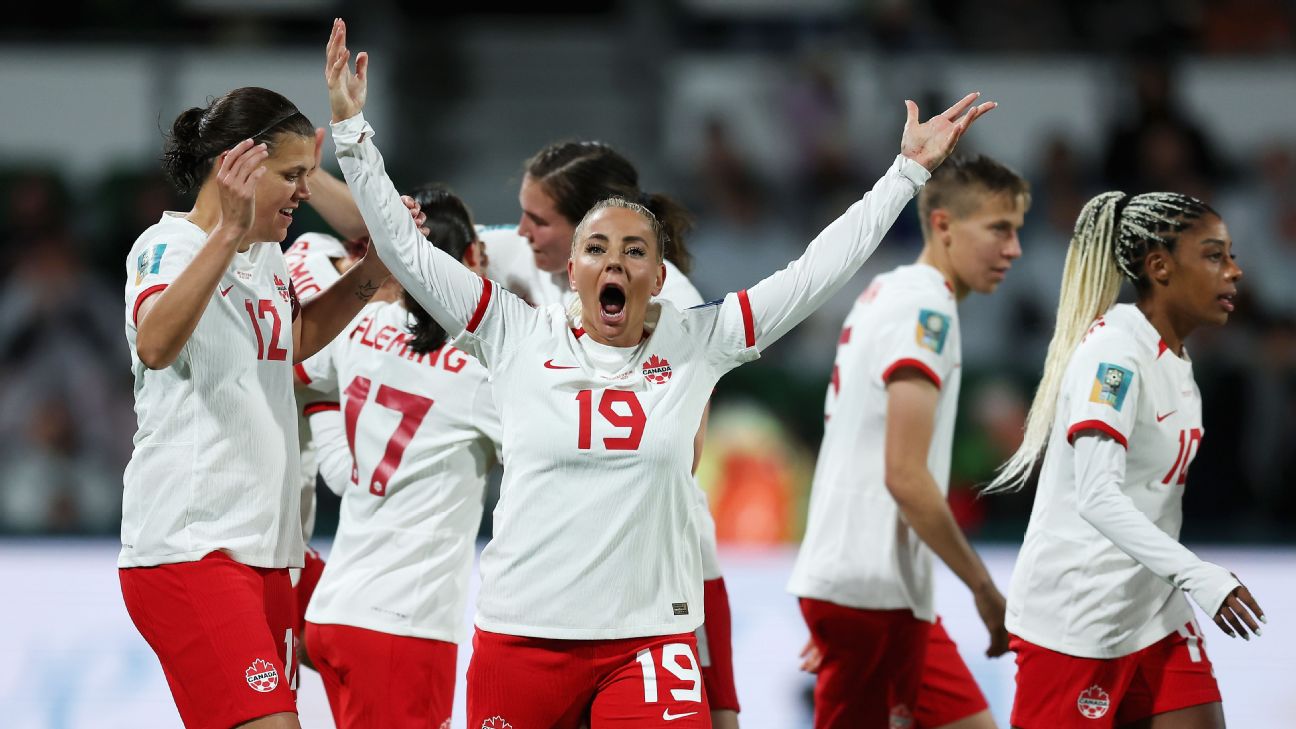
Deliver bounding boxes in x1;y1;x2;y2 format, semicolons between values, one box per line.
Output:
332;113;528;363
742;155;928;352
1073;433;1239;616
308;407;351;497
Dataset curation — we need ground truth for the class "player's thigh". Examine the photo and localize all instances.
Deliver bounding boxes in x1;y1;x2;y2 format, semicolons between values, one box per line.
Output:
1120;701;1224;729
234;712;301;729
339;626;457;729
120;554;297;729
591;634;710;728
467;629;592;729
1008;637;1133;729
916;618;991;729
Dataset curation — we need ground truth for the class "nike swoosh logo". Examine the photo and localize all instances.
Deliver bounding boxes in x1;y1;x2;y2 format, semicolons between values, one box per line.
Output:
1156;410;1177;422
662;710;698;721
543;359;578;370
220;285;234;297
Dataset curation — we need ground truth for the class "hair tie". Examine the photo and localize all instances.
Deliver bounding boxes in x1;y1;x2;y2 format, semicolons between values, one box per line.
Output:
251;109;303;141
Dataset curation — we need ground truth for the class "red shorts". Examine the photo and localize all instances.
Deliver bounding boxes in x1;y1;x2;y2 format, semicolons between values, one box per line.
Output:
305;621;457;729
1010;621;1221;728
293;547;325;637
799;599;987;729
119;551;298;729
468;629;711;728
695;577;740;712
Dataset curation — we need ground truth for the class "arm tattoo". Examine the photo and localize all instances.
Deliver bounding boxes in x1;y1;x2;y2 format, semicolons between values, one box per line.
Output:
354;279;380;302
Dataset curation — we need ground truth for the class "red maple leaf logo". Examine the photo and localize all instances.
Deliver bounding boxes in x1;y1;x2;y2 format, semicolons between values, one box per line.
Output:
642;354;672;384
244;658;279;693
1076;685;1110;719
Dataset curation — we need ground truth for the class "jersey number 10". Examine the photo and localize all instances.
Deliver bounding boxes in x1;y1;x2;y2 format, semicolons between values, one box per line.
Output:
1162;428;1202;486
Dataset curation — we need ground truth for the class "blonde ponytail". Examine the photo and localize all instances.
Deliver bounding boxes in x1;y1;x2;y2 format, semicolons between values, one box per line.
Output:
983;192;1127;493
984;190;1217;493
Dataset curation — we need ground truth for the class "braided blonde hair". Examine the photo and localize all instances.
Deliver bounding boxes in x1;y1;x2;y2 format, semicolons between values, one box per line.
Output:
984;191;1215;493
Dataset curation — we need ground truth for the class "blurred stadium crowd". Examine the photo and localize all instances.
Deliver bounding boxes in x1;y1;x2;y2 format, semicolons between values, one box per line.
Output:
1;0;1293;541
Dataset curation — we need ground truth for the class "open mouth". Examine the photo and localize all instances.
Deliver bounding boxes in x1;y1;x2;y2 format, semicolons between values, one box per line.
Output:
1218;292;1236;312
599;282;627;324
278;207;295;224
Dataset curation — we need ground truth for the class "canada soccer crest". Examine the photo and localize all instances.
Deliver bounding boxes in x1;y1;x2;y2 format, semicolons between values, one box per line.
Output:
1076;684;1111;719
481;717;513;729
245;658;279;693
643;354;672;384
273;274;291;303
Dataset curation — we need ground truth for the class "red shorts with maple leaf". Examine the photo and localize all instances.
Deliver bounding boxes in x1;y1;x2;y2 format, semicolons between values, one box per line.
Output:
467;629;711;728
1010;621;1221;728
120;551;298;729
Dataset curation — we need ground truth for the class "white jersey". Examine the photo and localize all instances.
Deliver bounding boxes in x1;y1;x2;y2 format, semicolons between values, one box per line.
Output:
334;111;928;638
1008;303;1238;658
787;264;961;620
120;212;303;569
298;300;500;641
477;225;726;582
285;233;347;540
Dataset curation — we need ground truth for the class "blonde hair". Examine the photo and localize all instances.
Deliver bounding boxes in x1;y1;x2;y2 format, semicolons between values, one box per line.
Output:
566;197;668;323
984;191;1216;493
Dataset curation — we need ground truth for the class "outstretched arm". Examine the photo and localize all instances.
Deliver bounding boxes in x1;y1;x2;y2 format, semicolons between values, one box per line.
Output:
741;94;994;352
325;19;493;340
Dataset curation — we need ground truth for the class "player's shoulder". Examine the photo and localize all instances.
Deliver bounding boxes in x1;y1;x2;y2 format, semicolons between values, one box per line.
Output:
477;224;526;248
129;212;204;257
658;261;704;308
1074;305;1150;363
286;232;347;259
862;265;956;322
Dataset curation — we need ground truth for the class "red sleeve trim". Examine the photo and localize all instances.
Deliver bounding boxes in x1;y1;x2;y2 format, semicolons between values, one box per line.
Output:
293;363;312;385
572;327;586;339
882;358;942;389
132;284;168;325
1067;420;1129;449
465;277;493;334
303;401;340;416
736;289;755;347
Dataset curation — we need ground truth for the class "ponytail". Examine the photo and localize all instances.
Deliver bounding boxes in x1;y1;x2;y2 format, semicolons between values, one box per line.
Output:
984;190;1216;493
402;184;477;355
642;191;694;274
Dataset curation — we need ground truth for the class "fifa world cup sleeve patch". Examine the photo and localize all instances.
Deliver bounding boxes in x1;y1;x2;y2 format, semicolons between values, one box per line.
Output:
1089;362;1134;411
915;309;950;354
135;243;167;285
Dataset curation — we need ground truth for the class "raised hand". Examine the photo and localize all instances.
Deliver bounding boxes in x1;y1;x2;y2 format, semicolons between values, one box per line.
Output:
401;195;430;236
325;18;368;123
214;139;269;241
1214;581;1265;640
901;92;997;172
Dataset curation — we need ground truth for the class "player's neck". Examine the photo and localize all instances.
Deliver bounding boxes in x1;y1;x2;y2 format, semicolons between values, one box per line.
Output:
915;247;967;301
1136;299;1190;357
187;186;254;253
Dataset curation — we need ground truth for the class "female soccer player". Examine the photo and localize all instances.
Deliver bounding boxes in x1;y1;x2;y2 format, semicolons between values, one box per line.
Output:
790;154;1029;729
326;18;991;727
298;185;500;729
478;140;745;725
120;86;389;729
985;192;1265;728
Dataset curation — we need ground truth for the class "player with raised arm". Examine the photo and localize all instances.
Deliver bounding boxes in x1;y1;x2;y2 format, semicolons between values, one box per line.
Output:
325;18;991;727
118;86;390;729
789;155;1029;729
298;185;499;729
985;192;1264;729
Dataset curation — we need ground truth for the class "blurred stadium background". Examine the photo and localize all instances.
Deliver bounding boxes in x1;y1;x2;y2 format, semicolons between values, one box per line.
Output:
1;1;1293;727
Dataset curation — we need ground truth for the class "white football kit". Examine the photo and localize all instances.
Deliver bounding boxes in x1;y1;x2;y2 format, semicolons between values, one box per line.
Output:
787;264;961;621
478;225;726;581
284;232;347;540
334;111;929;639
1008;303;1239;658
298;300;501;641
121;212;303;569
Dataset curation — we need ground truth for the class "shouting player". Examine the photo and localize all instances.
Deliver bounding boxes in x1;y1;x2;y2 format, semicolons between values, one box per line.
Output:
326;17;992;728
480;140;743;725
298;185;500;728
789;155;1029;729
985;192;1264;728
120;86;390;729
